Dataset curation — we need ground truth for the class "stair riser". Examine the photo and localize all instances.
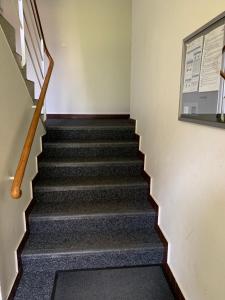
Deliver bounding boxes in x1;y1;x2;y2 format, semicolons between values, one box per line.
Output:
13;271;55;300
44;128;137;142
33;186;149;203
41;144;139;159
22;248;164;273
31;197;152;217
29;214;156;235
37;163;143;179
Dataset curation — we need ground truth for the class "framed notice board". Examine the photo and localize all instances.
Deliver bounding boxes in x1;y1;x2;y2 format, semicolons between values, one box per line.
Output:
179;12;225;128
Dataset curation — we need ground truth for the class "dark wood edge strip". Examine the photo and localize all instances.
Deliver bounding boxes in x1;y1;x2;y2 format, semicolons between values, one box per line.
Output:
47;114;130;120
50;272;59;300
220;46;225;80
140;149;185;300
162;264;186;300
7;197;36;300
150;192;185;300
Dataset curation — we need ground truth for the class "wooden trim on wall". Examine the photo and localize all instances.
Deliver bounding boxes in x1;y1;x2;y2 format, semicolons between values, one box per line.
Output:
47;114;130;120
140;150;185;300
162;264;186;300
7;198;36;300
150;193;185;300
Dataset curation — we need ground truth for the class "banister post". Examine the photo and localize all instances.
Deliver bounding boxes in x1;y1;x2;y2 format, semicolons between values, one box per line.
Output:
18;0;26;67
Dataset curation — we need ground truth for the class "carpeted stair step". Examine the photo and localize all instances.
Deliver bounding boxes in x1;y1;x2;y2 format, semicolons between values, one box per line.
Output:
13;117;170;299
30;197;154;217
15;266;175;300
22;227;164;272
37;157;144;178
33;176;149;203
40;140;140;159
29;210;156;235
44;119;137;142
13;271;55;300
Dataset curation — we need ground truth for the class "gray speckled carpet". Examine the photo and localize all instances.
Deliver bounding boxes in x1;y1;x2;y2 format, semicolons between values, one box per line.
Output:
52;266;174;300
13;118;172;299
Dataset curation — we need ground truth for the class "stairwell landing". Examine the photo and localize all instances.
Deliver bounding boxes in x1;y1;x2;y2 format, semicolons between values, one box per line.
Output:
13;117;174;299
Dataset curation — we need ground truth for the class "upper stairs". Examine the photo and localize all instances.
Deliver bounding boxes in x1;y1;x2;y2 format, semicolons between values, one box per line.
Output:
13;117;173;299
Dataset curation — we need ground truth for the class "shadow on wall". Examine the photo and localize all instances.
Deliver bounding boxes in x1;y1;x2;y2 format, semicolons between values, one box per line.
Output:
39;0;131;114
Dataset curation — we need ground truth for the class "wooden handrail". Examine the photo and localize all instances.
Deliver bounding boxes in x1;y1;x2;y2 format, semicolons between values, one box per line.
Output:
11;0;54;199
221;70;225;81
220;46;225;81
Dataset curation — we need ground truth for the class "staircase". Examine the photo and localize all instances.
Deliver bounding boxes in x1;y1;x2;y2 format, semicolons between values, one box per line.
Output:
13;117;174;299
0;8;177;300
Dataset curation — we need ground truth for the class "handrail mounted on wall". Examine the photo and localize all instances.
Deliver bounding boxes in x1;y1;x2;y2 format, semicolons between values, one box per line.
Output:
11;0;54;199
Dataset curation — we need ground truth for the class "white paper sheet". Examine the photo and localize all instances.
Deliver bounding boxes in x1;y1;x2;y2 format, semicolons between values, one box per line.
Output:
183;36;203;93
199;25;225;92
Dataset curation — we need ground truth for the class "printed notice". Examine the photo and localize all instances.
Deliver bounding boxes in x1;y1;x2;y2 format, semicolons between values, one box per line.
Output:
183;36;204;93
199;25;225;92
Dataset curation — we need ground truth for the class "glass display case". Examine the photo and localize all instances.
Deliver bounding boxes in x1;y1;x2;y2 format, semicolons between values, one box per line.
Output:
179;12;225;128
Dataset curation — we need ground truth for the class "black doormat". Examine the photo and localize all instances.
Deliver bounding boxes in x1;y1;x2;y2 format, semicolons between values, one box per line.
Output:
51;266;175;300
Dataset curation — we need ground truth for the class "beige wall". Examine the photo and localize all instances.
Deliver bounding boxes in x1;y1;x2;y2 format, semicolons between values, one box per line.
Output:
131;1;225;299
38;0;132;114
0;27;45;299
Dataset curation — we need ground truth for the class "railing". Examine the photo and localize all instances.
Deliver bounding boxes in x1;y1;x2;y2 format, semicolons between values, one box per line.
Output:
221;70;225;80
219;45;225;122
10;0;54;199
221;45;225;80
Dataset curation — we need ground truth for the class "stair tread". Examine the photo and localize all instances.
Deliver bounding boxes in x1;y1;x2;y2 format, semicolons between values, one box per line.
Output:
34;176;148;190
23;228;163;256
30;198;155;218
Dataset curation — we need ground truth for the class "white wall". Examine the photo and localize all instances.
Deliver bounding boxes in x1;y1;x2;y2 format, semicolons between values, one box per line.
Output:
0;1;20;37
0;25;45;299
38;0;131;114
131;1;225;299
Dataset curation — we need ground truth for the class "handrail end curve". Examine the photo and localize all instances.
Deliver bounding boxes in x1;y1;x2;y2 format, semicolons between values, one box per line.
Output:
11;187;22;199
